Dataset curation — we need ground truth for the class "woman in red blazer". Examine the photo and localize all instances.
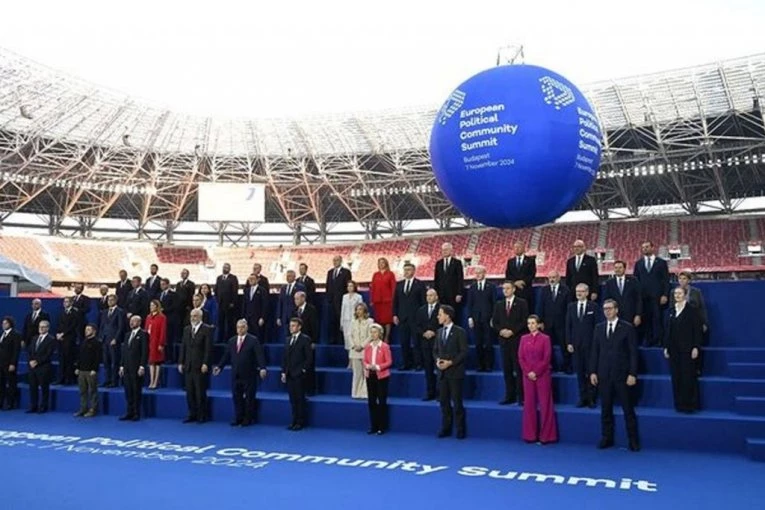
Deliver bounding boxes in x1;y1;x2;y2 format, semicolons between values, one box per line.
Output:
363;324;393;434
145;299;167;389
370;257;397;342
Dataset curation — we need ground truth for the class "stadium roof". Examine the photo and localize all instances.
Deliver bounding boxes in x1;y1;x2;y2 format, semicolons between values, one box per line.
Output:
0;48;764;231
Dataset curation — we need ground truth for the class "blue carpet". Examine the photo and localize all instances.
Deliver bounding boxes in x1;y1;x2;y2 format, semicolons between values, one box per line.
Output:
1;413;764;510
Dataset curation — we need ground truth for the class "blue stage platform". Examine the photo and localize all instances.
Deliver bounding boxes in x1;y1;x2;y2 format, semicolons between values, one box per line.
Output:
3;280;765;461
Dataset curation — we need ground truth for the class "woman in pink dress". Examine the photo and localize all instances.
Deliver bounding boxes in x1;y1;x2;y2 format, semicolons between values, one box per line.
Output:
145;299;167;389
518;314;557;444
370;257;396;342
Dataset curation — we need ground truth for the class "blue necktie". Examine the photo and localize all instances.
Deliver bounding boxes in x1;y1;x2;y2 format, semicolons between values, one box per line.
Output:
441;329;448;346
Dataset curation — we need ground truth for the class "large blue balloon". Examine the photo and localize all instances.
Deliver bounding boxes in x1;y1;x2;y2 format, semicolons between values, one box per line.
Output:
429;64;602;228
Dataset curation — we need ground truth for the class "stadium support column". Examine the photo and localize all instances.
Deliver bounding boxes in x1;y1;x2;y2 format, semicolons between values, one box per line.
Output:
363;221;379;240
47;215;62;235
292;223;302;246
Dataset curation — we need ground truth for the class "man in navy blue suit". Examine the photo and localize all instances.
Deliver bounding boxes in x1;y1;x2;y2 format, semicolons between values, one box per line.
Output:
566;284;598;407
590;299;640;451
393;263;426;370
633;241;670;346
276;270;305;337
537;271;571;372
27;320;56;413
602;260;642;328
242;273;268;338
466;266;496;372
99;294;126;388
214;319;267;427
159;278;179;362
145;264;162;301
281;318;313;431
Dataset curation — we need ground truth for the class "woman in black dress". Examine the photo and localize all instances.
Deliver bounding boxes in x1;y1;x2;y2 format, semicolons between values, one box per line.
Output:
664;286;703;413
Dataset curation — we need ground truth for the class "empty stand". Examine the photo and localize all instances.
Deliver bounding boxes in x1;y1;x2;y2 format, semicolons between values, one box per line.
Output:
473;228;534;277
678;219;749;272
606;219;669;267
413;233;470;277
537;223;599;275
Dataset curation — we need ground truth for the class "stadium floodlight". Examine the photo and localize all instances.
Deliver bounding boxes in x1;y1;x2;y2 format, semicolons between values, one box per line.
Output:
19;105;33;120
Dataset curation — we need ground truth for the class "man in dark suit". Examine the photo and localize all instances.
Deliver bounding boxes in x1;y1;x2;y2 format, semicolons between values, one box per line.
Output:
145;263;162;301
466;266;496;372
0;316;22;410
537;271;571;372
325;256;352;345
416;289;441;400
281;318;313;431
393;263;426;370
244;264;270;343
126;276;149;322
633;241;670;346
159;278;179;362
566;284;599;407
97;285;110;312
297;263;317;306
251;263;271;292
99;294;126;388
191;294;211;325
56;297;80;385
72;283;91;339
565;239;599;301
215;263;240;343
26;320;56;413
291;291;319;395
590;299;640;451
176;269;196;327
603;260;643;328
505;241;536;312
242;273;268;338
214;319;267;426
178;309;213;423
276;270;305;334
116;269;131;309
23;299;50;348
492;281;529;405
119;316;148;421
434;305;468;439
434;242;464;311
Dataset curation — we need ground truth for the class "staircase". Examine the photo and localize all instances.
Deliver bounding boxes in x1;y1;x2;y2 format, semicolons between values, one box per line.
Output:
727;347;765;461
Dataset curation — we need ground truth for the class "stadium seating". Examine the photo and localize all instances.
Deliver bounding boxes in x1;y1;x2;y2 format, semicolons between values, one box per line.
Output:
2;216;765;294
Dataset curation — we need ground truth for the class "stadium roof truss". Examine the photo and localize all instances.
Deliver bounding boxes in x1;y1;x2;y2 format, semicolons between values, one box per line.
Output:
0;49;764;238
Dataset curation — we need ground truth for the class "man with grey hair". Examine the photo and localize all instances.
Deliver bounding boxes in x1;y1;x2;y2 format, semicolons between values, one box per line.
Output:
434;242;464;311
97;284;110;311
566;283;598;407
326;256;352;344
214;319;267;427
56;297;80;385
178;309;212;423
23;298;50;348
538;271;571;372
292;291;319;394
119;315;148;421
26;320;55;413
565;240;599;302
466;266;496;372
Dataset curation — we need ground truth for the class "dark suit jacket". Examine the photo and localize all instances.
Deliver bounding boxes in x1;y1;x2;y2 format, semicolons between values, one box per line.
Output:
291;303;319;343
179;324;213;372
23;310;50;344
565;254;600;297
0;330;22;367
393;278;427;324
686;286;708;327
57;308;80;341
633;257;670;301
538;284;571;332
217;333;266;380
126;288;149;319
589;320;638;380
116;279;132;309
215;273;240;307
665;305;703;355
492;297;529;344
505;255;536;303
121;329;149;370
603;277;643;322
242;284;268;324
565;300;598;347
99;307;126;345
176;279;196;315
466;281;496;322
416;303;441;339
433;324;468;379
72;294;90;323
159;290;179;320
28;333;56;367
325;267;352;311
277;282;306;325
282;333;313;378
96;295;110;312
434;257;464;306
144;275;162;301
297;275;317;305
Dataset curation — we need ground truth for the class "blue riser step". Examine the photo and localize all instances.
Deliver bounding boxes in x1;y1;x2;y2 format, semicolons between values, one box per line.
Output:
16;361;765;413
12;384;765;455
745;438;765;462
735;397;765;416
17;345;753;377
728;363;765;379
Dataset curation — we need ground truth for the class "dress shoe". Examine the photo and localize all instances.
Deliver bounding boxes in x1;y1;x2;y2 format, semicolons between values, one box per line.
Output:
130;415;140;421
597;438;614;449
587;401;597;409
498;399;514;406
292;424;303;431
576;400;586;408
118;414;132;421
197;418;207;424
73;410;85;417
421;394;435;401
231;420;243;427
182;416;197;423
287;424;296;430
367;429;376;435
628;441;641;452
25;408;38;414
37;408;47;414
456;431;466;440
376;430;384;435
84;410;96;418
437;430;450;438
241;419;252;427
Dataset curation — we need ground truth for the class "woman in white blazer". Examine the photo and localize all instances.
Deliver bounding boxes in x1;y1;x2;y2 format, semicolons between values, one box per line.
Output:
341;280;364;349
348;302;372;399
